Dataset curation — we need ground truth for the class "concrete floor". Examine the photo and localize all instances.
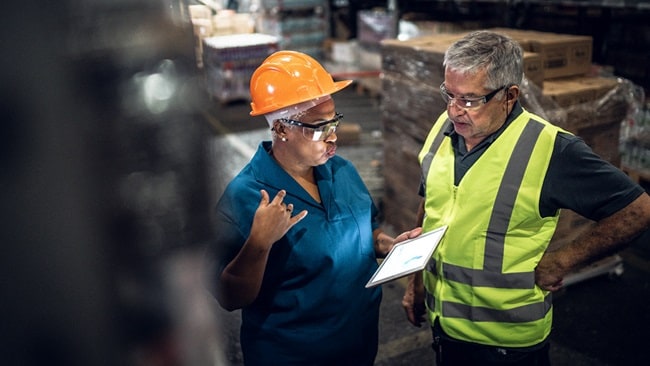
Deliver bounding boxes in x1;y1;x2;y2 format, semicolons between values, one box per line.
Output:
205;85;649;366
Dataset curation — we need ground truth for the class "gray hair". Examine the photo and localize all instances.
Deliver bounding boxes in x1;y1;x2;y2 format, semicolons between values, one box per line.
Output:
443;30;523;90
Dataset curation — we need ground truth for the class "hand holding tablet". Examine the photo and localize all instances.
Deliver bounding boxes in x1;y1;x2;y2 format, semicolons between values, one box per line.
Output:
366;226;448;288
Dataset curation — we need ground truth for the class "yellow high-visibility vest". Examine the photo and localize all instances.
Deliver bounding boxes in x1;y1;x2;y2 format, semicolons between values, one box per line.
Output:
419;109;567;347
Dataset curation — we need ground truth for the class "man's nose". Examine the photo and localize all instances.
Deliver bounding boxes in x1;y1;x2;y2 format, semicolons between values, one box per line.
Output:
447;100;467;116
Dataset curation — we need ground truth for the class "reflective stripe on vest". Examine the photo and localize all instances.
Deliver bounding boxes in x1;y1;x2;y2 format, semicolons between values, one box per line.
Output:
426;290;553;323
421;118;451;179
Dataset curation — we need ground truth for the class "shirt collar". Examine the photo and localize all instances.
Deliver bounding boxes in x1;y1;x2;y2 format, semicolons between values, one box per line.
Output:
251;141;330;208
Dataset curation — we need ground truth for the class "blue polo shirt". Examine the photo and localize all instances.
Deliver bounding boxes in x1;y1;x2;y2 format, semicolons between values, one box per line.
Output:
214;141;382;365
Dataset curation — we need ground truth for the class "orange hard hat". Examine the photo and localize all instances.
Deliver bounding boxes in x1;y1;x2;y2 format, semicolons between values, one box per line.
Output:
249;50;353;116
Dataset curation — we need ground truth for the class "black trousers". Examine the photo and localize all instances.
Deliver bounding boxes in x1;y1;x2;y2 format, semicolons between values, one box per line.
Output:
431;325;551;366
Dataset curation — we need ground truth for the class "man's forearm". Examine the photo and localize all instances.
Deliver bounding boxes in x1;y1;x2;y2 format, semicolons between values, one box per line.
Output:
560;193;650;274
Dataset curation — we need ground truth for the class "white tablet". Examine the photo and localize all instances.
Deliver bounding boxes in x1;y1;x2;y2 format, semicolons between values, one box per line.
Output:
365;225;448;288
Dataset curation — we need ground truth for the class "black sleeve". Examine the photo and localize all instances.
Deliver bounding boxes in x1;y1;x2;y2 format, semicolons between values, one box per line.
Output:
540;132;645;220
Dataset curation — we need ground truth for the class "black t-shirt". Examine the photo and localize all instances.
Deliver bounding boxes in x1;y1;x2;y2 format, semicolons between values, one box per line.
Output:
419;102;644;220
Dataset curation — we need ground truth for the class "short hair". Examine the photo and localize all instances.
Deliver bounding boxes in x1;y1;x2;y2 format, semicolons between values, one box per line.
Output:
443;30;524;89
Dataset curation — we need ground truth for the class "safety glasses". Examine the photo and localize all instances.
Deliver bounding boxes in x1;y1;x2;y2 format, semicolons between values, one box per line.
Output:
279;112;343;141
439;83;507;111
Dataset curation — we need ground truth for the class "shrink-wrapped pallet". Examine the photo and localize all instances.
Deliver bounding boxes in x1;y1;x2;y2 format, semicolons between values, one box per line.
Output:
202;34;278;103
379;29;633;244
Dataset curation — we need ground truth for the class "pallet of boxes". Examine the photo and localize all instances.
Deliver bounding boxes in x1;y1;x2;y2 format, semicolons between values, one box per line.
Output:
380;28;638;286
621;101;650;189
188;4;278;104
202;33;279;104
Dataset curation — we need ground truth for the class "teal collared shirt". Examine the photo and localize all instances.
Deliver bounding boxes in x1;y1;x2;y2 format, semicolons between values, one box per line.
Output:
214;141;381;365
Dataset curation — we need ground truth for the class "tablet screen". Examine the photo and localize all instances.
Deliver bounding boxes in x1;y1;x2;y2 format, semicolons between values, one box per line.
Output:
365;226;447;288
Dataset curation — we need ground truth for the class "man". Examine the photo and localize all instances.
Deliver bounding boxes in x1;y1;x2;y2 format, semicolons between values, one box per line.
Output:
401;30;650;365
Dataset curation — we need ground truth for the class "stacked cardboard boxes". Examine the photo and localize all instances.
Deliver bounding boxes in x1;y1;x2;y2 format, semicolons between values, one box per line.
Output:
542;76;625;163
188;4;263;103
621;103;650;180
202;34;279;103
380;28;632;249
489;28;593;80
255;0;329;61
189;5;256;68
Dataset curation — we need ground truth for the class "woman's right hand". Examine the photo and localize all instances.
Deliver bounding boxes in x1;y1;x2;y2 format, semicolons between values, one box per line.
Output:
248;189;308;248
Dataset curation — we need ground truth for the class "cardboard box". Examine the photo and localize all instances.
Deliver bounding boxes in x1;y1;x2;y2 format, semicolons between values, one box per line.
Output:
543;75;620;107
523;52;544;87
488;27;548;51
540;76;623;165
489;28;593;80
528;34;593;79
575;75;619;99
542;78;596;107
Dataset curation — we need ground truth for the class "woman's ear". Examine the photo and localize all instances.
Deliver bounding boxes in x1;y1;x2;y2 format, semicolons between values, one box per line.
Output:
272;120;283;134
272;121;288;140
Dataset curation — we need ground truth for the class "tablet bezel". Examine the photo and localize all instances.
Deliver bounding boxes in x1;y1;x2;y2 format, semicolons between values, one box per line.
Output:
365;225;447;288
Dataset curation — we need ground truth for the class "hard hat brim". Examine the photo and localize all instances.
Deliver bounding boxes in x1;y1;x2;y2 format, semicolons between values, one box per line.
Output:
250;79;353;116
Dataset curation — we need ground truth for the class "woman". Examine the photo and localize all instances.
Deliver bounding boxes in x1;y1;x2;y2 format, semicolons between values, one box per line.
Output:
210;51;417;366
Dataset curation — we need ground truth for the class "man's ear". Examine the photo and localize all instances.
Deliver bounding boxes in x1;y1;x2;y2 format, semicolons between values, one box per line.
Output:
507;85;520;101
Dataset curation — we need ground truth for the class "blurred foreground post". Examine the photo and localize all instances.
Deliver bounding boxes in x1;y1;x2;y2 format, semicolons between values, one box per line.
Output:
1;1;225;365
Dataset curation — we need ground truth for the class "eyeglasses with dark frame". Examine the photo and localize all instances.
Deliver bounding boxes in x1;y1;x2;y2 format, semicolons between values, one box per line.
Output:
439;83;508;110
279;112;343;141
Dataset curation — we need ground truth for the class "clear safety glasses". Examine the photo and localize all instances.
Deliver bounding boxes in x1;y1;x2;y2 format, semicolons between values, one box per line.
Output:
279;112;343;141
439;83;507;111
